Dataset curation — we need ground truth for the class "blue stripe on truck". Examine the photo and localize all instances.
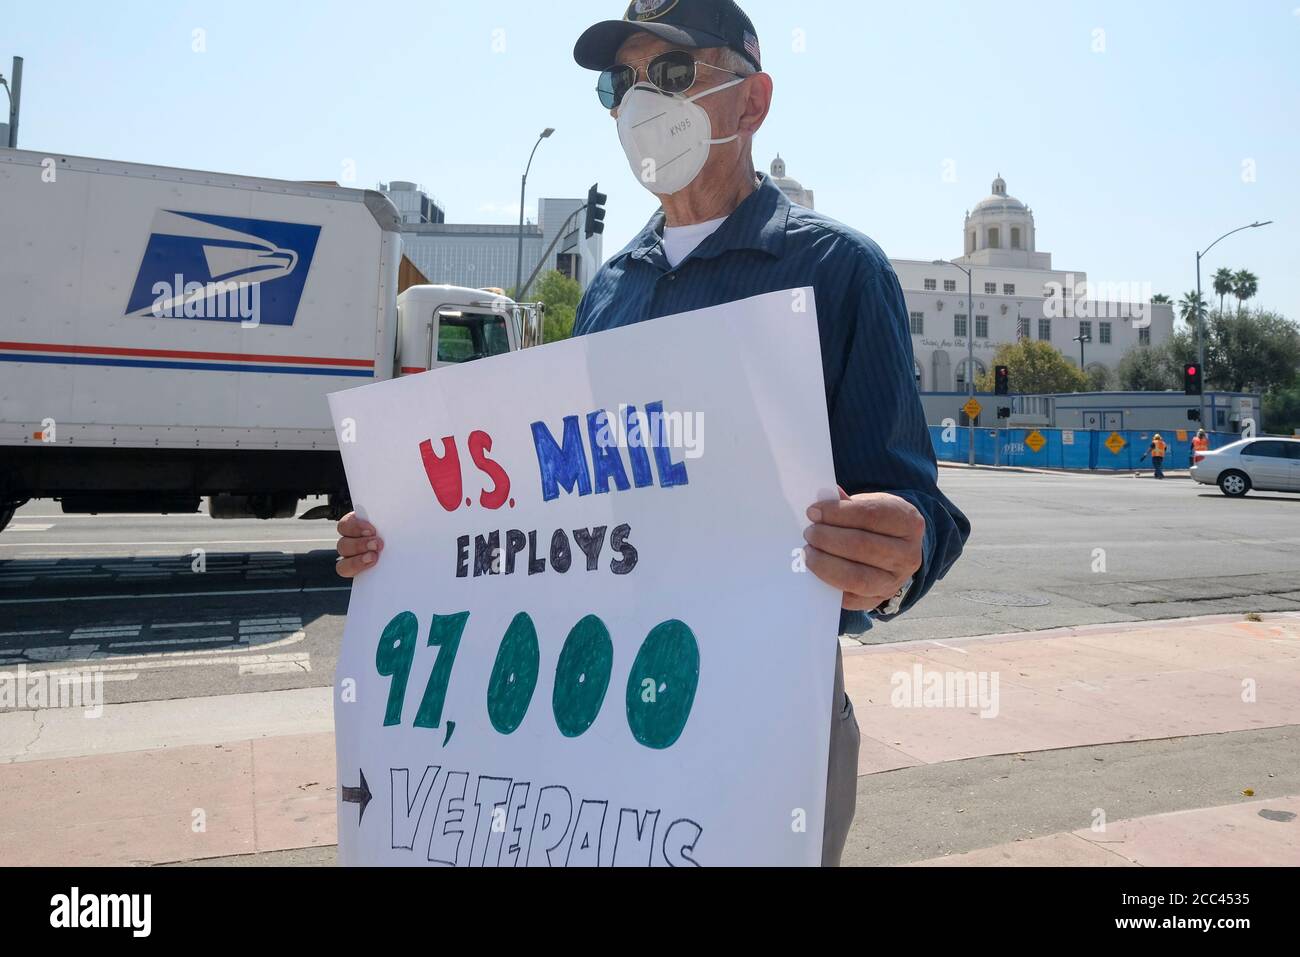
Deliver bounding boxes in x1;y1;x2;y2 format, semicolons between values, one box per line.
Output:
0;352;375;377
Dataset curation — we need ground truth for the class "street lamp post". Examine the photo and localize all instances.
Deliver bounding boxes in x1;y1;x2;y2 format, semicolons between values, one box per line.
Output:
1073;332;1091;370
1194;220;1272;429
514;128;554;299
935;260;976;465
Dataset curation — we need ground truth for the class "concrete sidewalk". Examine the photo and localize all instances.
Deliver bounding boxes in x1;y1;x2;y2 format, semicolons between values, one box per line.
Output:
1;613;1296;866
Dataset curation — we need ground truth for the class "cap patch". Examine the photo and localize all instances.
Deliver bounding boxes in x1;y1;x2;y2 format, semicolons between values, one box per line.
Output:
625;0;681;22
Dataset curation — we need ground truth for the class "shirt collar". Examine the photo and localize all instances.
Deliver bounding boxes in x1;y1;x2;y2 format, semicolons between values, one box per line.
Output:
624;172;791;266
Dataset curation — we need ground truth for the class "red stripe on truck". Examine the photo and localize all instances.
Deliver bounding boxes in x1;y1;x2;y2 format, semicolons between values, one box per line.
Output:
0;340;374;368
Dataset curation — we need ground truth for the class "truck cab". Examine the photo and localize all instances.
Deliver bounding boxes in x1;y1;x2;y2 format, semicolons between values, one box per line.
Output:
395;285;543;377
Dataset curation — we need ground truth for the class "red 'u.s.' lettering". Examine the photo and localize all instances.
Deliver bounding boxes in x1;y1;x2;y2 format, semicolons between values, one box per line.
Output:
419;430;512;512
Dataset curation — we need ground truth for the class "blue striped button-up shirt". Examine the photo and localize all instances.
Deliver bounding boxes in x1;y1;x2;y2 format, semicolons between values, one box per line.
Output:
573;173;970;634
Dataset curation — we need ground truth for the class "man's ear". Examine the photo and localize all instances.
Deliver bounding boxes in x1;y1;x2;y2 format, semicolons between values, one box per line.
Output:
736;72;773;136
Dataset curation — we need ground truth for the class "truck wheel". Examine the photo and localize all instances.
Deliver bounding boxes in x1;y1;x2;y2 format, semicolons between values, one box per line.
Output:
1218;471;1250;497
0;504;14;534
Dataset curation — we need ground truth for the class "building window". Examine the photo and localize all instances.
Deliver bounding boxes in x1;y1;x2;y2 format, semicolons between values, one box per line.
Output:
1038;317;1052;341
1079;320;1092;340
1018;316;1030;340
1100;321;1112;344
988;228;1000;249
924;278;936;291
975;315;989;338
944;279;956;292
909;312;925;335
1011;227;1021;249
954;314;968;337
984;282;997;295
1139;326;1150;345
1003;284;1015;295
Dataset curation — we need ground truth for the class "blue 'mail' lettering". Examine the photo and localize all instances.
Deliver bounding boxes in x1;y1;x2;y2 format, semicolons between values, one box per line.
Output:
587;410;630;494
645;400;689;488
531;416;592;502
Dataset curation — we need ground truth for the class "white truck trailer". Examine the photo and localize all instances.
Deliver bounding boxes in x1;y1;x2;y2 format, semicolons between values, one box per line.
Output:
0;149;543;531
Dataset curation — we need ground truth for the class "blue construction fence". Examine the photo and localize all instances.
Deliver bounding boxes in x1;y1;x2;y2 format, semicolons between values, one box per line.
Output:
929;427;1240;471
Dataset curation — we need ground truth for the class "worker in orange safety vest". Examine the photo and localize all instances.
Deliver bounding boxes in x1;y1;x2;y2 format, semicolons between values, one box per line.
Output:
1141;433;1169;479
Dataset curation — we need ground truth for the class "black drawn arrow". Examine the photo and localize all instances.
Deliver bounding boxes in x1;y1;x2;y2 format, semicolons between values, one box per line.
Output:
342;768;372;824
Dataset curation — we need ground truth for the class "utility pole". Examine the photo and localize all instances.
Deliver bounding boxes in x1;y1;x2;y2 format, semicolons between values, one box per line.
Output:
1;56;22;148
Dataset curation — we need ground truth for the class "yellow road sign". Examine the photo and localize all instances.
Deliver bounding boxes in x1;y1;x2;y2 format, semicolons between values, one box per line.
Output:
1105;432;1127;455
962;398;982;419
1025;430;1046;453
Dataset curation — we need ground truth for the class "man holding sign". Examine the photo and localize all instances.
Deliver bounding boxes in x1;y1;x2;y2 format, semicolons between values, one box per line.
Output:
335;0;968;866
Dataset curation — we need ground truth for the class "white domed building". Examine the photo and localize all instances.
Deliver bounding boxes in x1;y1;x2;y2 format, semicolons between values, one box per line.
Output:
890;175;1174;395
768;155;815;209
959;175;1050;270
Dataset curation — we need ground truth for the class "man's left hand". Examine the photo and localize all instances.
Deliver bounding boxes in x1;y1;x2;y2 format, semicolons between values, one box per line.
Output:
802;490;925;612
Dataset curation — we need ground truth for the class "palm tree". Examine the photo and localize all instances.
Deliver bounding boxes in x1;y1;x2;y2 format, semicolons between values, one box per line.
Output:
1212;267;1235;316
1151;293;1171;304
1177;290;1207;330
1232;270;1258;318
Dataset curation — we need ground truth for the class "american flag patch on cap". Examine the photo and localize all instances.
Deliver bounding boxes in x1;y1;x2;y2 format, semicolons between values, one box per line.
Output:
743;30;761;66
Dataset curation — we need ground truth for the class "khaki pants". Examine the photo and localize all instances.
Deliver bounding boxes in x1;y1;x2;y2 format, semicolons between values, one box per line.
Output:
822;647;861;866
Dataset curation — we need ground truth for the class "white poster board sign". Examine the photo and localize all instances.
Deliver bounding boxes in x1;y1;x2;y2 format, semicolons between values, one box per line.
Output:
327;287;840;867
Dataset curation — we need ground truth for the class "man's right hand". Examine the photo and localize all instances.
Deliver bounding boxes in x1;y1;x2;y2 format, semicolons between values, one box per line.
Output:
335;511;383;578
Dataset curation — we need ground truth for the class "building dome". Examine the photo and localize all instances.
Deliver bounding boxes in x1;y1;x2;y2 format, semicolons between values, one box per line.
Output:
768;154;815;209
770;154;803;190
961;173;1036;263
972;174;1027;214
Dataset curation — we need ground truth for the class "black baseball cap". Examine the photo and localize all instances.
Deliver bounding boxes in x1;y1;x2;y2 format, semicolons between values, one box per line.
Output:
574;0;762;73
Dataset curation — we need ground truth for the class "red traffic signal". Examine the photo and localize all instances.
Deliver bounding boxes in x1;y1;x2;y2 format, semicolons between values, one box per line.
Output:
994;365;1010;396
1184;363;1203;396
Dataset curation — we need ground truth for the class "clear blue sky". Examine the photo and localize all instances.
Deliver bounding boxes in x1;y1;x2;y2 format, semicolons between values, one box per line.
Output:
5;0;1298;317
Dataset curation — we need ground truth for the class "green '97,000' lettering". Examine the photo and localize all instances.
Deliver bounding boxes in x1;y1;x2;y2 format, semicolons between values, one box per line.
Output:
372;610;699;750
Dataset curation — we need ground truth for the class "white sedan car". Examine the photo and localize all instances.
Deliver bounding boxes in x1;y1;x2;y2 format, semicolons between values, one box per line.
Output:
1191;436;1300;496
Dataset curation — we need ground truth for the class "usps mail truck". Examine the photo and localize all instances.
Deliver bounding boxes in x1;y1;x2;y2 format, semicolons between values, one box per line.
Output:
0;149;543;532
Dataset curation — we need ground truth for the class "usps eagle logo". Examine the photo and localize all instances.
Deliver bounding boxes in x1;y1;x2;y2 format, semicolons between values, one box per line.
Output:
124;210;321;326
628;0;679;21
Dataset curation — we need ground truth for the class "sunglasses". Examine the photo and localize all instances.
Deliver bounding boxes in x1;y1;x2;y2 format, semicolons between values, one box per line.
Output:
597;50;745;110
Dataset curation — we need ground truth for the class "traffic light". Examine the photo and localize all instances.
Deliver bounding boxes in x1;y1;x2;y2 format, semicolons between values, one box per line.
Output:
995;365;1010;396
1183;363;1203;396
997;407;1011;420
584;184;607;239
1187;409;1201;422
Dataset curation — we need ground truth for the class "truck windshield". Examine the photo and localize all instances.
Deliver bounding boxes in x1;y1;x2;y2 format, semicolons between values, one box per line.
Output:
437;312;511;363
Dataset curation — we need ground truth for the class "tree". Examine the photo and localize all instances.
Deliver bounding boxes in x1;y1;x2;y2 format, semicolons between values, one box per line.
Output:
1264;385;1300;436
1117;343;1178;391
1150;293;1171;304
1177;290;1207;329
1232;269;1259;318
1205;308;1300;393
1084;364;1114;391
1212;267;1235;316
975;339;1088;394
526;270;582;343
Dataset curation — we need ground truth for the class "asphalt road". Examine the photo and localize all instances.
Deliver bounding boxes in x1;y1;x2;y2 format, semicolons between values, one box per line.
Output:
2;470;1297;705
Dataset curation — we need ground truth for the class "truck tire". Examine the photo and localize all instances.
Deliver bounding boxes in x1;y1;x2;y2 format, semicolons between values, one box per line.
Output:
0;503;16;534
1218;471;1251;498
